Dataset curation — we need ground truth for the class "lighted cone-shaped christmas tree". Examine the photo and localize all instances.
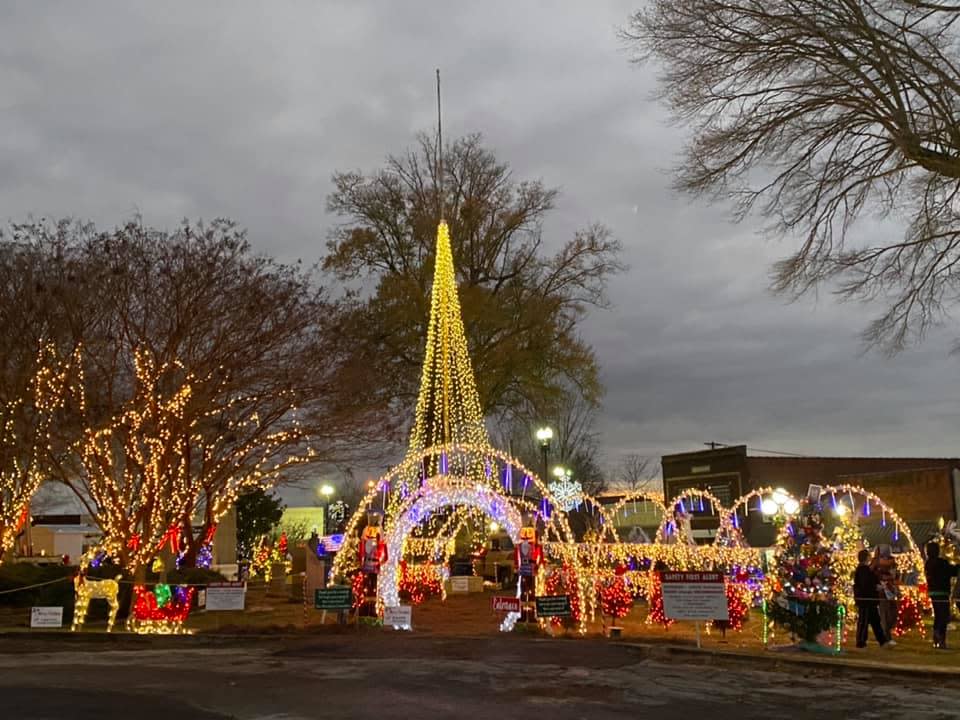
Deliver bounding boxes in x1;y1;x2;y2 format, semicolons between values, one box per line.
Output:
409;221;488;450
391;222;491;507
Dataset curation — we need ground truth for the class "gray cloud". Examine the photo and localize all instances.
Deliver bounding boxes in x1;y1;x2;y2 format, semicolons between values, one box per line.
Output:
2;0;958;488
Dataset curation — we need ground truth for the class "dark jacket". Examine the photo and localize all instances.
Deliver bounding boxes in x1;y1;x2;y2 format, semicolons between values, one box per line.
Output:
925;557;958;599
853;563;879;602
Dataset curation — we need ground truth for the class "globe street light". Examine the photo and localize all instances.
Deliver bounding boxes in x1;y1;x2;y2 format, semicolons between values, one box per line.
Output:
761;488;799;522
536;426;553;484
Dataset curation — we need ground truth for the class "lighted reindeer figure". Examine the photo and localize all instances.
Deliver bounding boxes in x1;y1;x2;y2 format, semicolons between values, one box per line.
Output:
72;568;121;632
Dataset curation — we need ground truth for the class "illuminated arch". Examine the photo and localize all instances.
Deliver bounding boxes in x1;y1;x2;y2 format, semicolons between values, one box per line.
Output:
570;494;621;543
604;491;669;543
718;486;800;548
331;443;577;583
819;484;925;573
656;487;728;543
375;478;587;633
767;484;927;634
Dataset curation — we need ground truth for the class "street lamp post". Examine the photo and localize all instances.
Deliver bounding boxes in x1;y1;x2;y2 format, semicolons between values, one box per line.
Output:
536;426;553;483
319;484;335;535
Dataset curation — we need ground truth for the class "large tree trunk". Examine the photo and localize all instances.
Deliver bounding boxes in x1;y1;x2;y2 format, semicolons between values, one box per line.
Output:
179;516;199;568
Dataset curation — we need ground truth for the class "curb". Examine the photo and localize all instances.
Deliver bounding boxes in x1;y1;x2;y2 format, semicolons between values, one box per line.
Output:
613;641;960;680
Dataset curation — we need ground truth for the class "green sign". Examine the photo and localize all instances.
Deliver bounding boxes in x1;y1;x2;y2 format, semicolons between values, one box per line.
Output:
315;585;353;610
535;594;571;618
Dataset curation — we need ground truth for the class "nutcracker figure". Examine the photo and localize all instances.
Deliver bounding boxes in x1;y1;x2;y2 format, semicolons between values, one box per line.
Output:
514;519;543;621
358;512;387;616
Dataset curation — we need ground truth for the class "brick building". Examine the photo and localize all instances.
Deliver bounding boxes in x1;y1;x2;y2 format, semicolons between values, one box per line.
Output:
661;445;960;546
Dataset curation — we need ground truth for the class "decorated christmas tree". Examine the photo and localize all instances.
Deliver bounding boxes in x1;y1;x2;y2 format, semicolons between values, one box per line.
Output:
768;500;839;643
829;509;864;617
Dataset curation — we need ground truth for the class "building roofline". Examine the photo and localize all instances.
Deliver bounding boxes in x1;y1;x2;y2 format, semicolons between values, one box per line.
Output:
748;455;959;463
662;445;747;462
834;466;955;478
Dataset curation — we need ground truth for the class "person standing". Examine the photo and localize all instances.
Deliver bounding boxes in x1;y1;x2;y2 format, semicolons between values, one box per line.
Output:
925;541;959;649
871;545;899;637
854;549;892;648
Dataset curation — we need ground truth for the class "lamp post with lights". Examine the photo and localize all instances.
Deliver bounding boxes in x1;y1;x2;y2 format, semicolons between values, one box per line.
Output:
761;487;799;524
536;426;553;485
319;483;335;535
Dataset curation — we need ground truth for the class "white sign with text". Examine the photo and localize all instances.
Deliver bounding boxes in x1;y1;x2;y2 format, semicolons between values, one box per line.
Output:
205;582;246;611
383;605;412;630
30;606;63;628
660;572;728;621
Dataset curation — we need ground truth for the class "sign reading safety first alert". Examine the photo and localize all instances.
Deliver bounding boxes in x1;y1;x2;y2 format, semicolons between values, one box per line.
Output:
660;572;728;621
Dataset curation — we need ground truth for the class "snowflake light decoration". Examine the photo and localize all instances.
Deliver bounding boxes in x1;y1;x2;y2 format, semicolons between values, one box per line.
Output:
328;501;348;524
548;477;583;512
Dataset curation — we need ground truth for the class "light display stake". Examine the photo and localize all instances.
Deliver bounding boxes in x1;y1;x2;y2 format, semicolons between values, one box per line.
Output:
834;606;845;653
761;599;769;645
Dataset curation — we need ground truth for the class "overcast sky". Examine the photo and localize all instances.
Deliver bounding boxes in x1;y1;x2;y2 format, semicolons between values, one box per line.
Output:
3;1;959;483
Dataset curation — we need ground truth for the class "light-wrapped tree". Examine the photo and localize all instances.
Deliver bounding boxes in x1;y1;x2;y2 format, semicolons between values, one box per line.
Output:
0;345;79;561
68;350;200;580
1;218;390;566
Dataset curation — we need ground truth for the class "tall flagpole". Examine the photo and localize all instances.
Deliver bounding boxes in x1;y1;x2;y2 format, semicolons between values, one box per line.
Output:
436;68;444;222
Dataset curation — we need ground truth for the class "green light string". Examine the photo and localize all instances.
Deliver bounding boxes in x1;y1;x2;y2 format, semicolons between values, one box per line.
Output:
761;598;768;645
834;605;845;653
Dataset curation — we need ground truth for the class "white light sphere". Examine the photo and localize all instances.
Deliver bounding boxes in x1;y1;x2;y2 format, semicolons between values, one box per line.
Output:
761;498;779;516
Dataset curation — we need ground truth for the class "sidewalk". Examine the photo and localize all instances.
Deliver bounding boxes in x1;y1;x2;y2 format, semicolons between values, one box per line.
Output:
615;636;960;680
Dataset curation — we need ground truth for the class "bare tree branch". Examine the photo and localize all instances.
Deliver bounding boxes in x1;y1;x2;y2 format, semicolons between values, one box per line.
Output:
624;0;960;352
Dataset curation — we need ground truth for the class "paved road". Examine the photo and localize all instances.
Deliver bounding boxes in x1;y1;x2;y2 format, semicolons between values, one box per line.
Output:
1;635;957;719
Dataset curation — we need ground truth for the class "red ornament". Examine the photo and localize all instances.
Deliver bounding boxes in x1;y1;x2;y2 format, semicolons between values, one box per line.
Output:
157;524;181;554
15;505;29;533
203;523;218;544
647;574;674;628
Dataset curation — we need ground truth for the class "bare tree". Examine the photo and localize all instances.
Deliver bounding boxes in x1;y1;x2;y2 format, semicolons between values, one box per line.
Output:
325;133;624;422
624;1;960;352
615;453;660;494
500;387;607;496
